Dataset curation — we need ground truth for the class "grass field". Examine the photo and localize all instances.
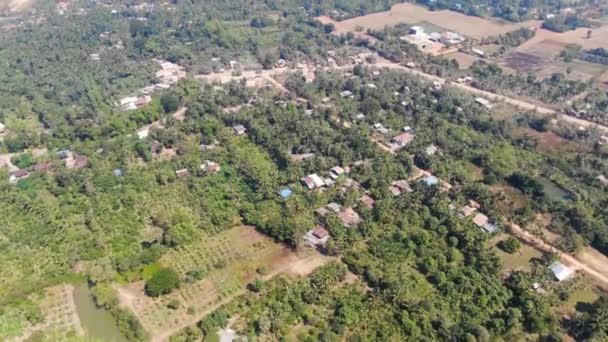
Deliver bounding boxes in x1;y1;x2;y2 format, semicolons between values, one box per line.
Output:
491;234;543;272
117;226;332;339
564;285;600;311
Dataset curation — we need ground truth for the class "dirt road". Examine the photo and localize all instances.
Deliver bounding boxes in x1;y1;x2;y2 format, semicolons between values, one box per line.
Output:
508;223;608;290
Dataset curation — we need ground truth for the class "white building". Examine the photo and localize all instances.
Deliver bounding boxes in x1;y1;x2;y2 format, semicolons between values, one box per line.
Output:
549;262;575;282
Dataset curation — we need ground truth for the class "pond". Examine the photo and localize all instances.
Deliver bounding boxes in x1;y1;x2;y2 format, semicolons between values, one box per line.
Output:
72;284;127;342
538;177;573;202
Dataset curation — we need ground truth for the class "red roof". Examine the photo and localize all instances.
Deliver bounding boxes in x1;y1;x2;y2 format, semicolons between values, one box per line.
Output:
11;169;29;178
74;155;88;169
312;226;329;239
359;195;375;208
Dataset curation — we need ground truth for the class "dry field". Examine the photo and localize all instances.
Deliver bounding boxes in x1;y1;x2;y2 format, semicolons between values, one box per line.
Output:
576;247;608;276
0;0;35;15
117;226;332;341
317;3;541;39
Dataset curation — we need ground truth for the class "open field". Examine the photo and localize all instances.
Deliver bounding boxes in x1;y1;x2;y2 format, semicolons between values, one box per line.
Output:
0;0;34;15
445;51;480;69
492;234;543;272
117;226;332;341
317;3;540;39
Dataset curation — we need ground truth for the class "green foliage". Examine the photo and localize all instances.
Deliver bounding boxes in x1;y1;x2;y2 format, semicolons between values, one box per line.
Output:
145;267;180;297
161;94;179;114
498;238;522;254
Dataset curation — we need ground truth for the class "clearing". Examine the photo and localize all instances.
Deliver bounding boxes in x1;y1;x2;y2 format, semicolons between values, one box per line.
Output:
317;3;540;39
116;226;332;342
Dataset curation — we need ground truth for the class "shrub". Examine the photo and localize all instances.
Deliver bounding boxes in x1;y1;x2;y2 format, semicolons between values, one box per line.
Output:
145;267;180;297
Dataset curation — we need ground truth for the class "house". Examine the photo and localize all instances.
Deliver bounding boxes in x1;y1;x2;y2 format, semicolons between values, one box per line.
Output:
323;177;335;187
339;90;353;98
392;180;412;193
278;187;293;199
425;145;438;156
338;208;362;227
90;53;100;61
373;123;389;135
233;124;247;135
549;262;575;282
326;202;342;213
330;166;345;179
0;122;5;134
275;59;287;68
472;212;498;233
366;83;377;89
137;130;149;139
409;26;424;35
429;32;442;42
406;62;416;68
9;169;29;183
422;176;439;186
176;168;189;178
74;155;88;169
113;168;124;177
388;186;402;196
218;328;237;342
201;160;221;174
359;194;375;209
597;175;608;186
304;226;330;248
32;162;53;172
301;173;325;190
390;132;415;148
354;113;365;120
460;205;477;217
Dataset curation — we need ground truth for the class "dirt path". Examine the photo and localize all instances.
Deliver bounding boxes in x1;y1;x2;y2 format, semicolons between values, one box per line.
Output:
508;223;608;290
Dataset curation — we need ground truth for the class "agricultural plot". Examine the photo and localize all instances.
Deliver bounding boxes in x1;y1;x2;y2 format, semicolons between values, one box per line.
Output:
318;3;540;39
8;285;82;342
491;234;543;273
117;226;331;338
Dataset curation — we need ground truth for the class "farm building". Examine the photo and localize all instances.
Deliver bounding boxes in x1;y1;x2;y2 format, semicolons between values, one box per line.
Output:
409;26;424;35
549;262;575;282
373;123;390;134
304;226;330;248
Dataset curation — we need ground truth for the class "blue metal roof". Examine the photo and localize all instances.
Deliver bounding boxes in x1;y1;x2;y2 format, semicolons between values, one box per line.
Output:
279;188;292;198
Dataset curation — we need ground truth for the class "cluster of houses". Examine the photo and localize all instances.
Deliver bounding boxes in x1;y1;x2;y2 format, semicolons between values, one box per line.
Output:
8;149;89;184
118;60;185;111
304;202;363;249
175;160;221;179
401;26;465;54
301;166;348;190
458;199;498;233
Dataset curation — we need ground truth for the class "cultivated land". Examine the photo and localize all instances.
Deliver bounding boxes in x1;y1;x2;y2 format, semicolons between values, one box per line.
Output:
117;226;331;341
317;3;541;39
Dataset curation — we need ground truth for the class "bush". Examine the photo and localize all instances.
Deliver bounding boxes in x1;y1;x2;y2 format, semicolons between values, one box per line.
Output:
167;299;180;310
160;94;179;113
498;237;522;254
145;267;180;297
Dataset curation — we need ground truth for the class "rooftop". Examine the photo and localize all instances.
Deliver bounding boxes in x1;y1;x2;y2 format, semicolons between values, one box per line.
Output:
549;262;575;282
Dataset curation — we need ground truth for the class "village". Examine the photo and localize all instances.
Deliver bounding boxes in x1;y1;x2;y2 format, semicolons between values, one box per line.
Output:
2;0;608;341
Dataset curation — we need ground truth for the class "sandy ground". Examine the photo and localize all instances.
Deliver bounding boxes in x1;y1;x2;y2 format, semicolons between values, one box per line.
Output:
518;27;608;53
577;247;608;276
318;3;541;39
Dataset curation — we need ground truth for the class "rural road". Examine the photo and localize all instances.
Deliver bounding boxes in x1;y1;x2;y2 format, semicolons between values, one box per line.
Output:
508;223;608;290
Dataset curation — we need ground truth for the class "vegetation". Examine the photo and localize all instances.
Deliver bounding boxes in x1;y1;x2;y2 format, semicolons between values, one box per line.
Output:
145;267;180;297
498;237;522;254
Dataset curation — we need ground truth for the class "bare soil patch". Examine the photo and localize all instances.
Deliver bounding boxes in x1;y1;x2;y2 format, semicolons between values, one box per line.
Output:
505;51;544;72
445;51;480;69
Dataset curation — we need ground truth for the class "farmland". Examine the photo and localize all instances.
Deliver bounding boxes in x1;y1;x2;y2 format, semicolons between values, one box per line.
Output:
116;226;331;340
318;2;541;39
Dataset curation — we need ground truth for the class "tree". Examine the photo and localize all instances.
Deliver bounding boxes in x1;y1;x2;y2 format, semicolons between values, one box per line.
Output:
161;94;179;114
145;267;180;297
498;237;521;254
